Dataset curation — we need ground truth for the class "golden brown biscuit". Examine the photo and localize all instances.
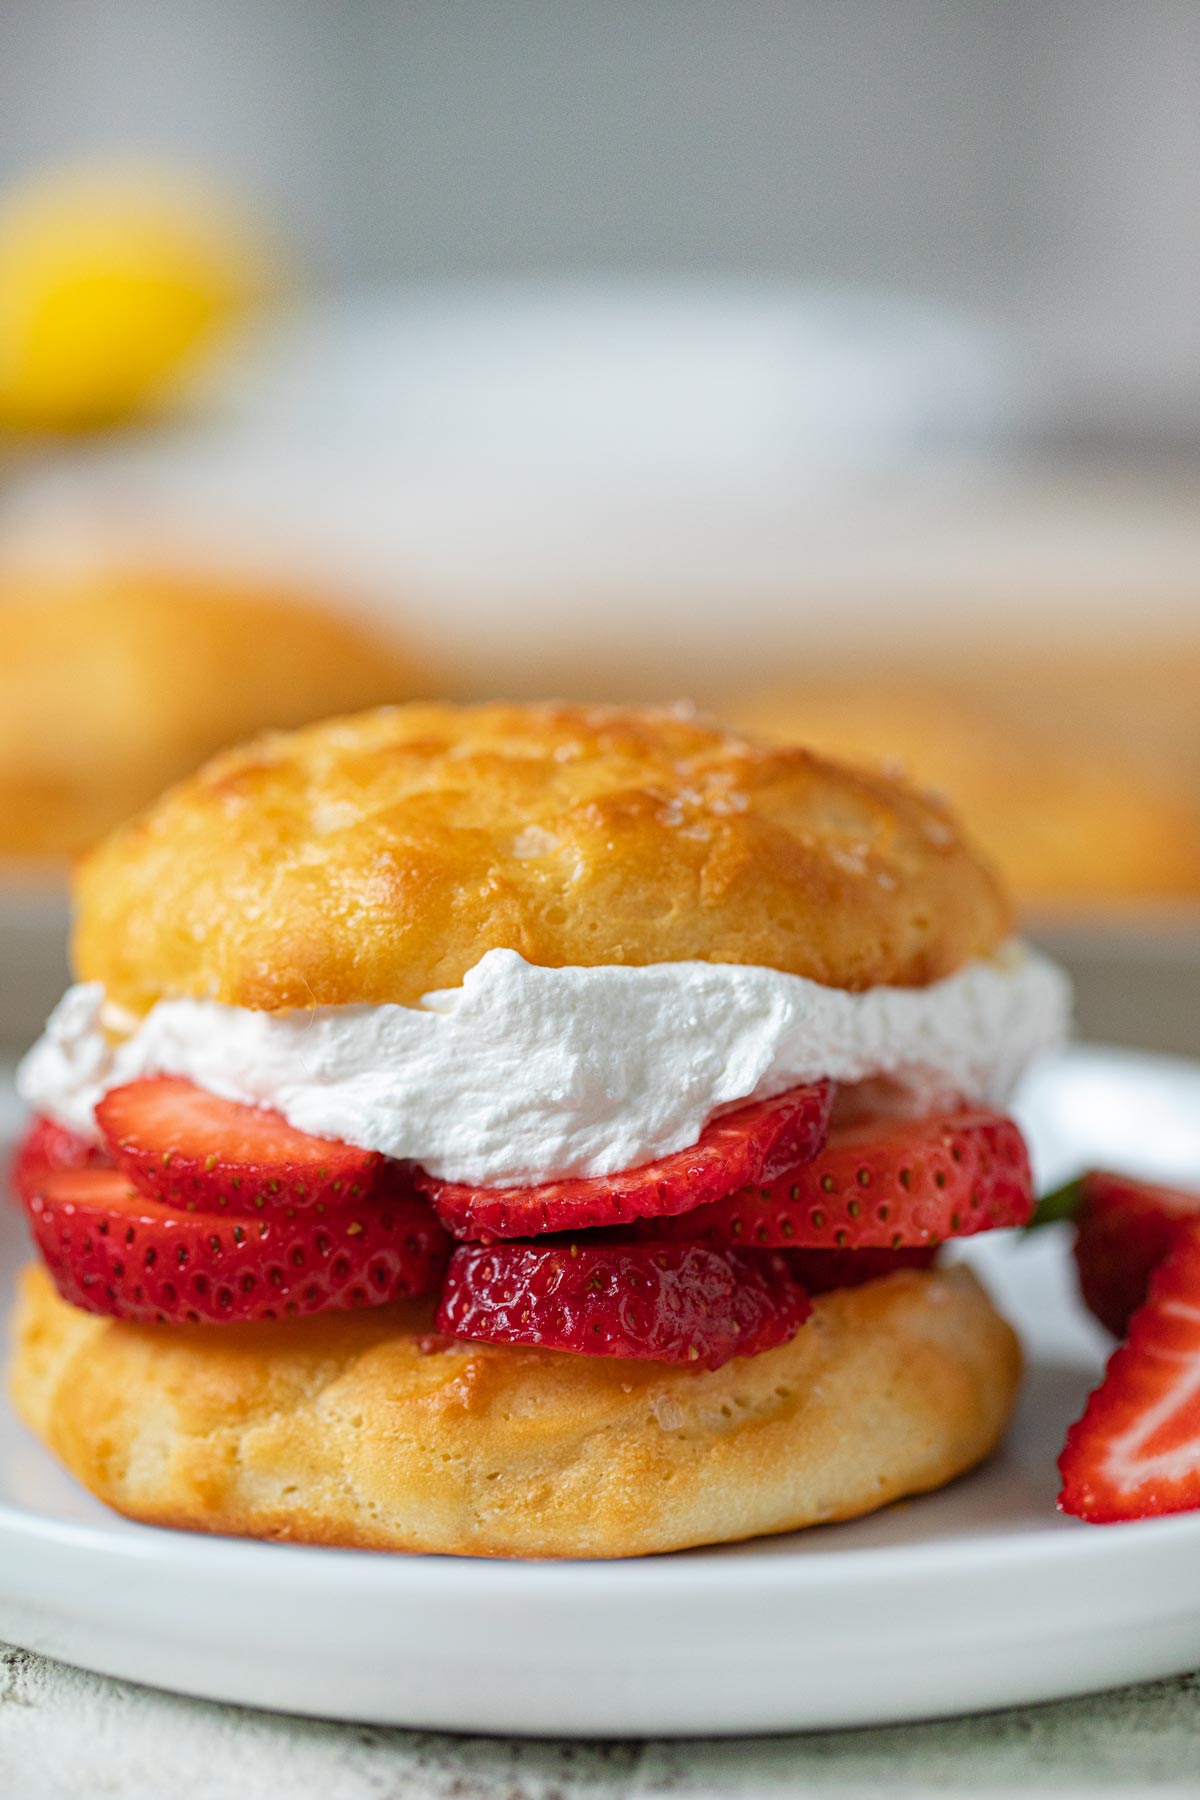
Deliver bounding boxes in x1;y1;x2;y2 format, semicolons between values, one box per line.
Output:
10;1261;1019;1558
0;569;424;858
75;701;1010;1017
727;669;1200;908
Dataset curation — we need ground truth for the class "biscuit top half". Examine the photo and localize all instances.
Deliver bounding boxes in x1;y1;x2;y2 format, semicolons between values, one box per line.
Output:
74;702;1011;1016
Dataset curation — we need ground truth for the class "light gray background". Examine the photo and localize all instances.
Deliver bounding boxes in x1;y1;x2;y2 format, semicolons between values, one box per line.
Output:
3;1;1200;442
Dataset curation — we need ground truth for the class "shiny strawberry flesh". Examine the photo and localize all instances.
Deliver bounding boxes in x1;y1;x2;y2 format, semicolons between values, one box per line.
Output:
437;1239;811;1369
422;1081;833;1240
782;1245;937;1292
1060;1226;1200;1522
637;1111;1032;1250
96;1077;383;1215
11;1115;110;1207
1073;1170;1200;1338
23;1166;449;1325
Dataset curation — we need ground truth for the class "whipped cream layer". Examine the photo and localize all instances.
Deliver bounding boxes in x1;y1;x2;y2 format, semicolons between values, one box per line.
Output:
18;944;1069;1188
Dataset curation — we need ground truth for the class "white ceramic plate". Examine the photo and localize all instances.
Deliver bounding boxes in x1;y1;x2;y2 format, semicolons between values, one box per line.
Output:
2;1045;1200;1737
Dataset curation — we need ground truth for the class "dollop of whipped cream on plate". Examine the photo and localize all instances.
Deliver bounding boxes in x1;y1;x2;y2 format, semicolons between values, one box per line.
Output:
18;944;1069;1188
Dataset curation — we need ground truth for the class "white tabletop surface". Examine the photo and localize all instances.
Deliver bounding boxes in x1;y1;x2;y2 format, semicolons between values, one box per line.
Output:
2;1645;1197;1799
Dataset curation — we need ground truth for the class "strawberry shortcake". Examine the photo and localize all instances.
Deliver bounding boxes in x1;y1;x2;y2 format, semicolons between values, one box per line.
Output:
7;703;1069;1556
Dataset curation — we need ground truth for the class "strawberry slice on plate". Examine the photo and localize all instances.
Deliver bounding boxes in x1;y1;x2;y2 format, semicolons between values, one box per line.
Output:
1059;1226;1200;1522
436;1239;811;1370
635;1111;1032;1250
10;1115;110;1207
421;1081;833;1241
96;1077;383;1215
1069;1171;1200;1338
23;1166;449;1325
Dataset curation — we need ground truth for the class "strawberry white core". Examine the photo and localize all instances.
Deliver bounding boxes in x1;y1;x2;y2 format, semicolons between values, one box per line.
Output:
1097;1294;1200;1491
18;942;1069;1188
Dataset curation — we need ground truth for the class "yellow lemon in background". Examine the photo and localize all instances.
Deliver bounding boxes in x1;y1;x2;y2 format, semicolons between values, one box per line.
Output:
0;161;269;433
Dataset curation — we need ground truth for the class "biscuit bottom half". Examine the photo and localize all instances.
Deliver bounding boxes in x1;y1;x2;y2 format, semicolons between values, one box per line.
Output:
9;1261;1020;1558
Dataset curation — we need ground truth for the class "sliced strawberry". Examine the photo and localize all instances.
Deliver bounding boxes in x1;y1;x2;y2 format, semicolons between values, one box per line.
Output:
782;1245;937;1293
421;1081;833;1241
96;1078;383;1215
634;1110;1032;1250
23;1166;449;1325
436;1239;811;1370
1072;1170;1200;1338
10;1115;111;1207
1059;1226;1200;1522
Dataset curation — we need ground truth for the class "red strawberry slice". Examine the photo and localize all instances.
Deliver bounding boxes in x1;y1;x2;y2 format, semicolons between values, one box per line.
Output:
1059;1225;1200;1522
783;1245;937;1293
1072;1170;1200;1338
23;1166;449;1325
634;1110;1032;1250
436;1239;811;1370
11;1115;110;1207
96;1078;383;1215
421;1081;833;1241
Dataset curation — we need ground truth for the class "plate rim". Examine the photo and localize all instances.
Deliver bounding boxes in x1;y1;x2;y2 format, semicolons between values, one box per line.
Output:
5;1472;1200;1594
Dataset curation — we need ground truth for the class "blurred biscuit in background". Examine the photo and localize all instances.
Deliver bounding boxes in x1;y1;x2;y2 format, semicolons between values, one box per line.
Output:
0;569;426;858
724;653;1200;910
